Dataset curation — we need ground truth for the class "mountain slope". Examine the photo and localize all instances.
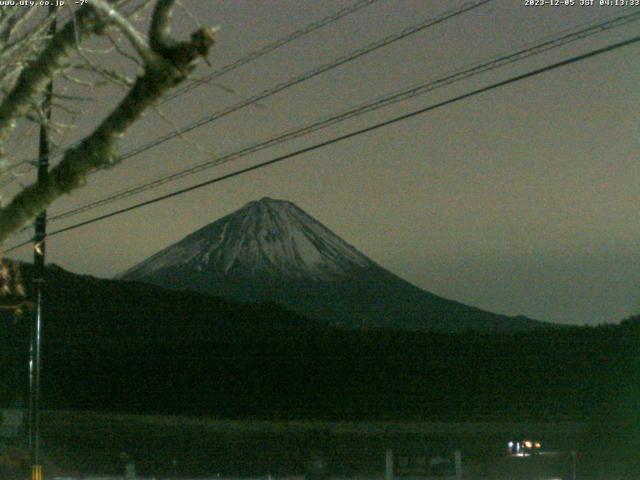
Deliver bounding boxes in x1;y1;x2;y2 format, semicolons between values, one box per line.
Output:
119;197;546;332
119;197;374;281
1;260;632;421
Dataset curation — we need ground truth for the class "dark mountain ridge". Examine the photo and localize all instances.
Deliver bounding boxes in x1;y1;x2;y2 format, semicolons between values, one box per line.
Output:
2;260;316;344
0;260;634;422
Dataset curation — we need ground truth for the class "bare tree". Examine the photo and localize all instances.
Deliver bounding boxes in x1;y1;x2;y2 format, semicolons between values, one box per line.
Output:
0;0;216;244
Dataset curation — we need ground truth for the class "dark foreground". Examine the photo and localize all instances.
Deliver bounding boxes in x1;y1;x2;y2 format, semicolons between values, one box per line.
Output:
1;411;637;479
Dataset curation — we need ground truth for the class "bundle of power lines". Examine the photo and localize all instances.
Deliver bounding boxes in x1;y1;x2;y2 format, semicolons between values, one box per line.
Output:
3;0;639;253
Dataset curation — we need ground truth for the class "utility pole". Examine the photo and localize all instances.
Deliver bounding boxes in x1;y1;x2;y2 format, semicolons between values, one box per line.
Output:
29;6;56;480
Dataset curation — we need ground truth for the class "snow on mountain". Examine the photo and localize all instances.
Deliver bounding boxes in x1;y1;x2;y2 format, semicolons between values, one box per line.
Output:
119;197;548;332
119;197;374;282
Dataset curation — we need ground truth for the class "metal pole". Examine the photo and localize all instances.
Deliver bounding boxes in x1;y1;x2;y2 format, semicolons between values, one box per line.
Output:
29;6;55;480
385;448;394;480
453;450;462;479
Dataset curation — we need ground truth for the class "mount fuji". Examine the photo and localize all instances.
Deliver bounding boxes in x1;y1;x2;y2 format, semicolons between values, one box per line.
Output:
118;197;545;332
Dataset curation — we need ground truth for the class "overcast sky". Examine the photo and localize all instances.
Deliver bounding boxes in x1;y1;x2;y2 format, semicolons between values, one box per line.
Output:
5;0;639;326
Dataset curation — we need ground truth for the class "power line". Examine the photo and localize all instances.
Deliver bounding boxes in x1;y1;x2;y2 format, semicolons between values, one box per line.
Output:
114;0;493;162
4;35;637;254
0;0;381;184
2;0;493;195
0;0;490;188
161;0;383;104
45;11;640;224
1;0;492;188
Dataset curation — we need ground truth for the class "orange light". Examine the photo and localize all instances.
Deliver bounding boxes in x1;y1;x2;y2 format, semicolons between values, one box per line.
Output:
524;441;532;449
535;442;541;449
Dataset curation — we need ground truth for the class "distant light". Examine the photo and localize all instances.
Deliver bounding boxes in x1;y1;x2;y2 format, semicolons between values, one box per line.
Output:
535;442;542;449
508;441;513;448
524;441;532;449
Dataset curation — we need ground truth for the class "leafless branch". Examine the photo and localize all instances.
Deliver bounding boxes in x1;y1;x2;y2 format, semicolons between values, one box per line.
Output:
0;0;217;243
0;5;106;157
89;0;158;65
152;105;217;157
107;31;144;68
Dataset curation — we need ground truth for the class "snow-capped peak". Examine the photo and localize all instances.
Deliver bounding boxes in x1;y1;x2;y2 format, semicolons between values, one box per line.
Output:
119;198;374;281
